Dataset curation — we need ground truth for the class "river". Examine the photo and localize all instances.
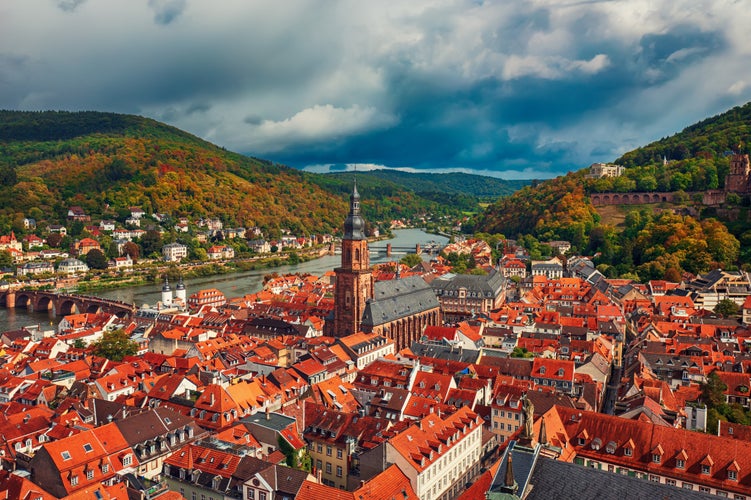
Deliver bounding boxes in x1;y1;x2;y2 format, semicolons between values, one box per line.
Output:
0;229;447;332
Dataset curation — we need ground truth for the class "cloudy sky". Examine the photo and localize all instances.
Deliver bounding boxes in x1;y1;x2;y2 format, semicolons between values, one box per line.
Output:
2;0;751;179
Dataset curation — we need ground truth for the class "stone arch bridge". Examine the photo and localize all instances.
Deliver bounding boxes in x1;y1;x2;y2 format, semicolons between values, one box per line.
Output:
0;289;136;318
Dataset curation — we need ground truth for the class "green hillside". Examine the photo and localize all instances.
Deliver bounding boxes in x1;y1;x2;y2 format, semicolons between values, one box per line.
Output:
0;111;468;236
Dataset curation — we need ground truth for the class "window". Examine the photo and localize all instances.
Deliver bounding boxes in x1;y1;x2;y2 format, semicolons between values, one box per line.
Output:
702;464;711;475
70;476;78;486
336;466;342;477
317;444;322;453
316;460;322;471
326;462;332;474
327;446;332;456
337;448;343;459
729;470;738;481
649;475;660;483
666;479;676;486
624;448;632;457
247;490;255;499
123;454;132;466
259;493;266;500
83;443;93;453
101;464;109;474
86;469;94;480
682;483;693;490
61;451;72;461
676;459;685;469
700;487;711;493
652;454;661;464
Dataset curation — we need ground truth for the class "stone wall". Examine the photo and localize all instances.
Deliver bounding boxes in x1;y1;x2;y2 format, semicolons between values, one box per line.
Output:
590;190;728;207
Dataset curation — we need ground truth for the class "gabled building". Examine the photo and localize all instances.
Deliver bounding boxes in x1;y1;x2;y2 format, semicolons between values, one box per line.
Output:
28;423;128;497
545;405;751;498
385;406;483;500
113;405;205;479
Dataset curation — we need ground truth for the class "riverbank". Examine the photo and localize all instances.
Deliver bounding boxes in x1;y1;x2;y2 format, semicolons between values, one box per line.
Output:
0;229;449;332
74;246;329;293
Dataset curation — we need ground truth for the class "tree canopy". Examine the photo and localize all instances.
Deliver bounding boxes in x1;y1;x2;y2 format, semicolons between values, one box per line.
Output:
91;329;139;361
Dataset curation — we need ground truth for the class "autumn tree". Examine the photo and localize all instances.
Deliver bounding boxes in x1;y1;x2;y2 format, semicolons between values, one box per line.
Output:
122;241;140;262
47;232;63;248
91;329;139;361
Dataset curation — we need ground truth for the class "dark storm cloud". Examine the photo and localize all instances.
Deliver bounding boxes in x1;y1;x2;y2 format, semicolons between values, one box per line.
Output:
2;1;751;178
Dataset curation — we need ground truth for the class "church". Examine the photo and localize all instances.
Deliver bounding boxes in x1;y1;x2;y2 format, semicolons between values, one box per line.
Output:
326;183;441;351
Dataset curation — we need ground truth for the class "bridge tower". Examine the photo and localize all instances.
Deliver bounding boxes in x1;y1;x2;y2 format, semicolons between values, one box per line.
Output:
161;278;172;308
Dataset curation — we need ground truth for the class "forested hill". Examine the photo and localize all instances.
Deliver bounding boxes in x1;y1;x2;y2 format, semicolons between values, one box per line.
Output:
0;110;470;235
323;170;526;199
616;102;751;167
308;170;526;217
475;102;751;280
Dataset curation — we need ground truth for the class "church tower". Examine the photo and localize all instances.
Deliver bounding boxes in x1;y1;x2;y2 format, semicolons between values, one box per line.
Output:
332;181;374;336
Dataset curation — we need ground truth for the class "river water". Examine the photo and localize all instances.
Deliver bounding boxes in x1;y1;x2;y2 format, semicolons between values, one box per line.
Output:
0;229;447;332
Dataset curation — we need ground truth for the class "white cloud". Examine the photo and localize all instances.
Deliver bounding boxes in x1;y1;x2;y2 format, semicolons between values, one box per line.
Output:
245;104;397;154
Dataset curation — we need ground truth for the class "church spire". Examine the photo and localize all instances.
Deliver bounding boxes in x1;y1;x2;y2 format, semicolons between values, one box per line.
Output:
343;180;365;240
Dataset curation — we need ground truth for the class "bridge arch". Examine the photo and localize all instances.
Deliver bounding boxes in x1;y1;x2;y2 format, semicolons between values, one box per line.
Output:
58;299;79;316
85;303;101;314
34;295;54;312
15;293;33;310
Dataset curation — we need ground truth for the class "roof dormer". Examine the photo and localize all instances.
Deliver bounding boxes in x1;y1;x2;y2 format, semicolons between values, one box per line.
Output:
651;444;664;464
700;454;714;475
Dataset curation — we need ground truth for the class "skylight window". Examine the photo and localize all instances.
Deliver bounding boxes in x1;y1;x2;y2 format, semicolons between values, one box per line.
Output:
83;443;93;453
61;451;72;460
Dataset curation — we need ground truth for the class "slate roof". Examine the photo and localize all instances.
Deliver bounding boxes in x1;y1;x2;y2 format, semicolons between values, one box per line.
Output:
430;269;505;297
525;456;716;500
410;342;480;363
361;275;440;327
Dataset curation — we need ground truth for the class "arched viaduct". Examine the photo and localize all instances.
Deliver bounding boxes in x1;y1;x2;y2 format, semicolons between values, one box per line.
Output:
0;289;135;318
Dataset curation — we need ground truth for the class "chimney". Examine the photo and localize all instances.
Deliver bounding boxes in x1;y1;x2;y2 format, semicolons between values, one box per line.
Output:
316;469;322;483
265;406;270;421
210;392;215;406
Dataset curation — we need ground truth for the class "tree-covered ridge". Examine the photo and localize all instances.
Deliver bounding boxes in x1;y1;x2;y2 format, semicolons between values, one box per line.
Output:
585;102;751;194
307;172;485;219
0;111;467;235
475;171;599;248
324;170;526;199
616;103;751;168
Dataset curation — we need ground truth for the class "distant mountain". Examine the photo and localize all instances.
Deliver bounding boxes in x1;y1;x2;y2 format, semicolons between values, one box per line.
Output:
306;170;526;220
327;170;527;199
0;110;471;236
